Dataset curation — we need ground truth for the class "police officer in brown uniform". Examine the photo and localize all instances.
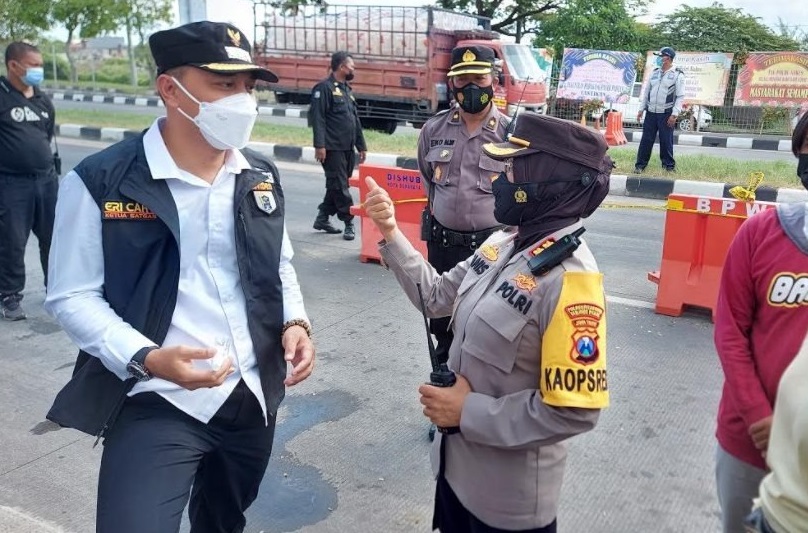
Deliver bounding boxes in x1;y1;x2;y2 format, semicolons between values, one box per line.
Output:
418;45;509;379
364;113;613;533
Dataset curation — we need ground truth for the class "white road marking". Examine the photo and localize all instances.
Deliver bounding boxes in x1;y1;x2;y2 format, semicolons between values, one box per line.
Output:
606;294;656;310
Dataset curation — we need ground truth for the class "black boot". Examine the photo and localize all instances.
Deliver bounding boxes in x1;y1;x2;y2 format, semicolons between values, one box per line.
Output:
313;212;342;234
343;221;355;241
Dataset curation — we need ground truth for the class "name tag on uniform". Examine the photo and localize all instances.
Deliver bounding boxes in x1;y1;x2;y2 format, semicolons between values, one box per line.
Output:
102;200;157;220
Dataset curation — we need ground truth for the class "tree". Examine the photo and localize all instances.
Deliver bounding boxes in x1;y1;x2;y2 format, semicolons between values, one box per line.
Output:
655;3;800;59
535;0;643;58
51;0;124;82
116;0;172;87
0;0;50;42
436;0;564;42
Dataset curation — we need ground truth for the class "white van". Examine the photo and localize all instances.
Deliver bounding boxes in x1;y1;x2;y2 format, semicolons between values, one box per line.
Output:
603;82;712;131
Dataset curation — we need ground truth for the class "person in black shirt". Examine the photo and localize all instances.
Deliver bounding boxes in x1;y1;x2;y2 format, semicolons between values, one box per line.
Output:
0;42;57;321
310;51;367;240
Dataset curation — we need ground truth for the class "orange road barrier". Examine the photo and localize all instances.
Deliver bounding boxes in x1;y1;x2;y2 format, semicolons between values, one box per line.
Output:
648;194;777;319
349;164;428;264
604;111;627;146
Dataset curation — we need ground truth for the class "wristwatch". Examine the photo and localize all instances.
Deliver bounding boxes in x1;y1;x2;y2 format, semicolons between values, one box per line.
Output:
126;346;157;382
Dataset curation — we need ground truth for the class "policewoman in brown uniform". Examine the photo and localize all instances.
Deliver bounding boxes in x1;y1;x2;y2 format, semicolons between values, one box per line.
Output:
418;45;509;371
364;113;613;532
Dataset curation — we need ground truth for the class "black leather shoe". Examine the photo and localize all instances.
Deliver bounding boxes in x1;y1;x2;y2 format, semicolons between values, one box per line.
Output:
343;221;356;241
313;217;342;234
633;166;644;174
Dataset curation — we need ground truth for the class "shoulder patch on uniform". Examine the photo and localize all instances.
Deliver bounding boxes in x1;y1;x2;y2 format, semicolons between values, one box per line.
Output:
313;90;321;98
540;271;608;409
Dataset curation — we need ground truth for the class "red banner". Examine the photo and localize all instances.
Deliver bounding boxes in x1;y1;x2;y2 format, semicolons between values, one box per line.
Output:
733;52;808;107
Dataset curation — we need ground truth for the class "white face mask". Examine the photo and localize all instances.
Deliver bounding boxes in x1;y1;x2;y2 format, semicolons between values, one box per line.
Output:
172;77;258;150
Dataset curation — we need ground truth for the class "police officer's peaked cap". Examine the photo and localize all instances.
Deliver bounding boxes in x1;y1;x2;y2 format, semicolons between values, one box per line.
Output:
482;113;608;170
654;47;676;59
447;45;497;77
149;21;278;83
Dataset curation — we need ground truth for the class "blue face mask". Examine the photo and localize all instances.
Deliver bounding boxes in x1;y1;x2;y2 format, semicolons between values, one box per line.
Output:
22;67;44;86
655;56;664;68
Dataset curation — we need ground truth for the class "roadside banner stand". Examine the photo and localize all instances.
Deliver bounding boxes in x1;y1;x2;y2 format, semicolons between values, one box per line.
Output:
349;164;428;264
648;194;777;319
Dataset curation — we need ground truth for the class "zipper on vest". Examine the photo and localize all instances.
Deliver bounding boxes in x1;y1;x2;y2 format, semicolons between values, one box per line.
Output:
93;385;131;447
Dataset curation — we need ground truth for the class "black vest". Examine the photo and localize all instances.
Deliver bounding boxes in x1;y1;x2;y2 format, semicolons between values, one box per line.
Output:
47;134;288;438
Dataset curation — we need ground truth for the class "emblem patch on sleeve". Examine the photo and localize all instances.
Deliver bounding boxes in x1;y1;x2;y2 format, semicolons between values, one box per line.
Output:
540;271;608;409
253;191;277;214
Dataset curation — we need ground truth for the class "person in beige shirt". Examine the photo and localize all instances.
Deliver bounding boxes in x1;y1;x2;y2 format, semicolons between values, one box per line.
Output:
364;113;614;532
745;335;808;533
745;111;808;533
418;46;509;419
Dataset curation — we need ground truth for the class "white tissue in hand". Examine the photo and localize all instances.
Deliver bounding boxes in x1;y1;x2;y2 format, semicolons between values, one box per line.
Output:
210;339;231;371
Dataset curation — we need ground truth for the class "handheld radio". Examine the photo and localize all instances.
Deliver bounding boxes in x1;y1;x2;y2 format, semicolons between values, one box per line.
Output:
416;283;460;435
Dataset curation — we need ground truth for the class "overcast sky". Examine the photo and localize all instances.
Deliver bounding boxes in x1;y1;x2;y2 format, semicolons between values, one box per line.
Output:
205;0;808;37
46;0;807;43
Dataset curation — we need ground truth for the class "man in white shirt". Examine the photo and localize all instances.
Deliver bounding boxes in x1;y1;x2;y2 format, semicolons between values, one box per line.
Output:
44;21;315;533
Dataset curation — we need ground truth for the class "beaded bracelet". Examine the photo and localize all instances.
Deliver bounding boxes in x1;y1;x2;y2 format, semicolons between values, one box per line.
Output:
282;318;313;338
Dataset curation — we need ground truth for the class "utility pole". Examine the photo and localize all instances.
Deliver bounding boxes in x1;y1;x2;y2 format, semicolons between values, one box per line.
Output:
51;42;58;84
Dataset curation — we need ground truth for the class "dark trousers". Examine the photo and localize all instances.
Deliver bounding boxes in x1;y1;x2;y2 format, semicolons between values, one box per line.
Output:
433;474;557;533
318;149;355;223
97;380;276;533
635;111;676;171
0;173;57;299
427;242;476;365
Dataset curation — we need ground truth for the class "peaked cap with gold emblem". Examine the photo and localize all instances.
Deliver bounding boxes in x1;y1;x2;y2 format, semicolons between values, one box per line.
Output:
483;113;608;170
150;21;278;83
447;45;497;77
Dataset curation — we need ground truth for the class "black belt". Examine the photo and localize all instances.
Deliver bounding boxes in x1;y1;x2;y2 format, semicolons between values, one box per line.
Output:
429;220;503;249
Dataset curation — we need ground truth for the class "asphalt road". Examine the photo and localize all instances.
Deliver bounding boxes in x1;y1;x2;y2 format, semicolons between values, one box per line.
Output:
0;138;725;532
52;99;794;163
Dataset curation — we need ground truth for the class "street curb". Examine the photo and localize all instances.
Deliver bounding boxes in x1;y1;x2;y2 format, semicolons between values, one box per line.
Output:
56;123;806;203
622;131;791;152
48;89;795;152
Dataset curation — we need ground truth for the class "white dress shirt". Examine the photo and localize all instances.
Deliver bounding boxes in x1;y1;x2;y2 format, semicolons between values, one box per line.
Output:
45;118;308;423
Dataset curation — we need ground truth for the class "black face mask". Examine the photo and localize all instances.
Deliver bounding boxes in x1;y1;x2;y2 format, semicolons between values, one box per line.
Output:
453;83;494;115
492;173;539;225
799;154;808;189
345;71;355;82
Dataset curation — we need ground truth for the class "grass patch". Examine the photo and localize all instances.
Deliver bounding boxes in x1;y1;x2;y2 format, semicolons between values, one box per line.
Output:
59;109;155;130
606;147;800;189
57;109;801;189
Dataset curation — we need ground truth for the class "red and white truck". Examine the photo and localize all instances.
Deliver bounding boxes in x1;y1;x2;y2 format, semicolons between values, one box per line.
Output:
252;3;547;133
